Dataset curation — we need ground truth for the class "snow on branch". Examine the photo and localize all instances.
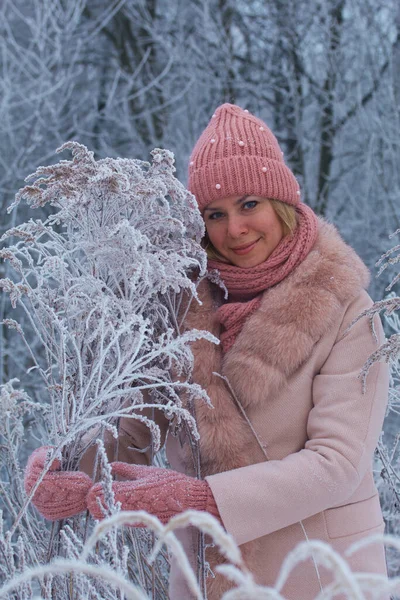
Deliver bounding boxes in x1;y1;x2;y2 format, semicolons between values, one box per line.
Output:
1;142;214;456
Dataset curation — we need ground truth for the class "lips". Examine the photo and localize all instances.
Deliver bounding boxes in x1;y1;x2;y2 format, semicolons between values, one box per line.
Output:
231;239;260;255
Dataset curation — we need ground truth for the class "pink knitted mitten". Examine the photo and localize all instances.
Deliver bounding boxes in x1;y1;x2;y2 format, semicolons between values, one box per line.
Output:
87;462;223;527
24;446;92;521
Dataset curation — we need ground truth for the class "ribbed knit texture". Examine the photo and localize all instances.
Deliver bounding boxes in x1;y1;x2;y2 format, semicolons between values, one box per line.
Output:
87;462;222;526
188;103;301;211
24;446;92;521
209;203;319;353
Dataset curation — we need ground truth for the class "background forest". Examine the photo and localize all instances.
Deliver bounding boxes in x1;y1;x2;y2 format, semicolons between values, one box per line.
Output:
1;1;400;598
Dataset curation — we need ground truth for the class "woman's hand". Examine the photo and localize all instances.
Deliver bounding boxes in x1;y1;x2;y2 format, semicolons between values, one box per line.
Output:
24;446;92;521
87;462;222;526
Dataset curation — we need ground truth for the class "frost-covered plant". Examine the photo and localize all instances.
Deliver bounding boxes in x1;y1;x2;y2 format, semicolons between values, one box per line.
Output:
0;143;219;598
342;227;400;578
1;141;213;456
1;509;400;600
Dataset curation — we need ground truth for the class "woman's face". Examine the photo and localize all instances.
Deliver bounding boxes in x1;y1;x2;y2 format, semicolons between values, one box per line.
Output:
203;195;284;268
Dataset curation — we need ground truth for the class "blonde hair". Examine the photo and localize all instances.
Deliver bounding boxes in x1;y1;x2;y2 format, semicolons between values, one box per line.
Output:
268;199;298;236
202;198;298;262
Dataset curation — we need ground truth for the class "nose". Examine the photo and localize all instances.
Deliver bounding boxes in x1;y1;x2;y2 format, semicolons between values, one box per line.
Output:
226;215;249;239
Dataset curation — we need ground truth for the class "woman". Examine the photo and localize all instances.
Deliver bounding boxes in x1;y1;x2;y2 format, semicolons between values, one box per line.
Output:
25;103;389;599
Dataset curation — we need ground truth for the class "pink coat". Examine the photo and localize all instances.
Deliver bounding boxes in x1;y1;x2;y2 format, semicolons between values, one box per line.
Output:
109;219;389;599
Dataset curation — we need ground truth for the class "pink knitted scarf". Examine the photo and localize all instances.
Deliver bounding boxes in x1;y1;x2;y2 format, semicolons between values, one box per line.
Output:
207;203;319;353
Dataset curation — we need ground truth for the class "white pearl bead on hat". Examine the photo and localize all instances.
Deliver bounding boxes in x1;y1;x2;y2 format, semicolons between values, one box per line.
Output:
211;138;216;143
215;183;221;189
262;167;267;172
238;140;245;146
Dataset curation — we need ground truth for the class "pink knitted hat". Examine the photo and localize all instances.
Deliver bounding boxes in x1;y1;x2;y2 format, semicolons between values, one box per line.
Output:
188;103;301;211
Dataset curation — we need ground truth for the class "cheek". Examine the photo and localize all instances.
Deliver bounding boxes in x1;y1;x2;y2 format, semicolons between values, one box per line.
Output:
264;215;283;241
272;223;283;242
205;224;223;247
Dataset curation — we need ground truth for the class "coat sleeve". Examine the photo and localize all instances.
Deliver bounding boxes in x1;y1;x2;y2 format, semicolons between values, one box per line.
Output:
205;291;389;546
79;399;169;478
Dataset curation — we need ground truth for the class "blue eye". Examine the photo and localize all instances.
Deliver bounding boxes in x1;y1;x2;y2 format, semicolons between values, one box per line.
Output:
243;200;258;210
208;211;223;220
207;200;258;220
